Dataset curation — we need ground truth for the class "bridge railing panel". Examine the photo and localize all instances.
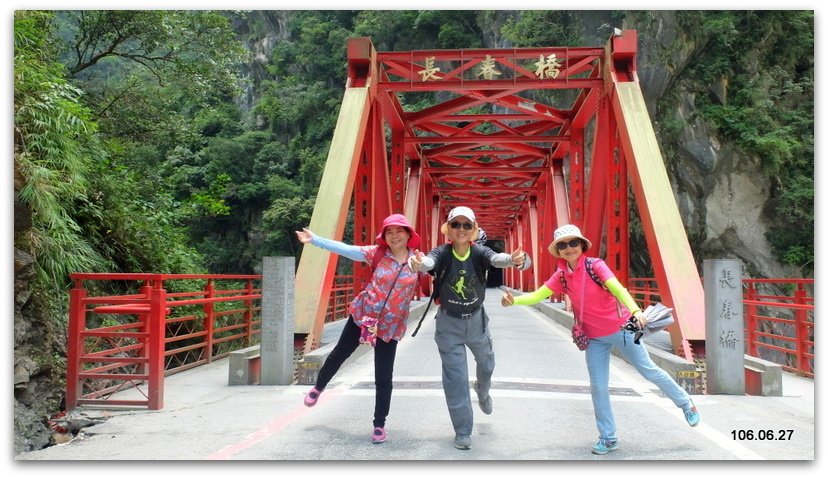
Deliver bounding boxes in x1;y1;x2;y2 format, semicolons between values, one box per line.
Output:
628;277;813;377
66;274;262;411
66;272;358;410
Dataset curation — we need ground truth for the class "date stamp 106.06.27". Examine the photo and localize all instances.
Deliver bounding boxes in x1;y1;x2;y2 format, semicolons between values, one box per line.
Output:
731;429;794;441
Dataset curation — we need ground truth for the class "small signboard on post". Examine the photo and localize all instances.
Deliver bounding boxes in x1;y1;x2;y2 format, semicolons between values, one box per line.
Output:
296;361;321;386
676;370;701;395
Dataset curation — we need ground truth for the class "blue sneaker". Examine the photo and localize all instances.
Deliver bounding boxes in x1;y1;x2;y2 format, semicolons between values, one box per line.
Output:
684;402;700;427
591;439;619;455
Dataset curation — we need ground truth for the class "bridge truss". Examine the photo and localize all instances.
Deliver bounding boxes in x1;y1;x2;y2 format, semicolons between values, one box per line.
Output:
293;30;705;360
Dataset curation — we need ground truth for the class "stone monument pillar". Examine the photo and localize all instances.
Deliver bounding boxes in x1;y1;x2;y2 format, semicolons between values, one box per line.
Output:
260;256;295;385
704;259;745;394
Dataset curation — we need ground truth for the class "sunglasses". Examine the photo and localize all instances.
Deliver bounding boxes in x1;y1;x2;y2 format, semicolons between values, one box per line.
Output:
556;238;582;251
450;221;474;231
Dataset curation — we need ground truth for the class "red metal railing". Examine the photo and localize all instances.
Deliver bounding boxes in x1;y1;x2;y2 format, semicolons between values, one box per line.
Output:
67;271;812;410
744;279;814;378
629;277;814;377
628;277;661;305
327;275;355;323
66;273;263;411
66;272;363;411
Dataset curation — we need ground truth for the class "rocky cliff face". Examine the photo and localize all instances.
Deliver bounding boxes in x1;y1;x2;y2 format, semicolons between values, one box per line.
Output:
230;11;292;120
14;165;67;453
628;11;798;279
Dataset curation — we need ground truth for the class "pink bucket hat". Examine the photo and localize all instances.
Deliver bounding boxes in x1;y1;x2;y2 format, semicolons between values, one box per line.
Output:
375;213;421;249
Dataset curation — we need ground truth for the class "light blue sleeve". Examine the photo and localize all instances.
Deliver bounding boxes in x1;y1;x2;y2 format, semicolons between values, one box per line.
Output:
310;235;368;263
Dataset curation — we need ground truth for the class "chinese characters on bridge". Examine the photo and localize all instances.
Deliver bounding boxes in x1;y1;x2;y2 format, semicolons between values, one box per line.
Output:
415;53;565;82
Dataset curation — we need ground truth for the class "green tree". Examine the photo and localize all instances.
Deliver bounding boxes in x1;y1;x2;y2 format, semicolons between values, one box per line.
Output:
14;11;109;292
48;10;251;273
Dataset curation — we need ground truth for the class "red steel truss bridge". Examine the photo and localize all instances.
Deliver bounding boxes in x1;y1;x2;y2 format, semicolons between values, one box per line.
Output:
294;30;705;361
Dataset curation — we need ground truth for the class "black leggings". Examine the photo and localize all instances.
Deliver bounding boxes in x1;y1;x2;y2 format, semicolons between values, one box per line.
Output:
314;316;398;428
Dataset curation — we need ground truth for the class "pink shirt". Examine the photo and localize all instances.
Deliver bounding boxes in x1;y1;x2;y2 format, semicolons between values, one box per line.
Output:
350;245;418;342
543;255;631;339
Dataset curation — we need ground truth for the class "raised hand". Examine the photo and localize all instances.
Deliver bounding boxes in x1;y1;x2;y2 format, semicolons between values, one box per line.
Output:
295;227;314;244
510;246;525;267
408;249;425;271
501;290;515;307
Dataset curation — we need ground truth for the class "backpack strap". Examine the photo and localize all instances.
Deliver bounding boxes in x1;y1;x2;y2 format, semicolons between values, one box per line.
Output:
470;243;488;285
412;243;450;337
428;243;451;297
584;257;607;290
560;269;567;293
560;257;604;293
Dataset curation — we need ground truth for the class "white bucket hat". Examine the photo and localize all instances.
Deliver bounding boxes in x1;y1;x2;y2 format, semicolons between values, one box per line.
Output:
548;224;592;257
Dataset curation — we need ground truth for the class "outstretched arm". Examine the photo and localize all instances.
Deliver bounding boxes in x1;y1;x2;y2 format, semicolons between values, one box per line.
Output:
488;247;532;270
501;285;553;307
605;277;646;327
295;228;367;262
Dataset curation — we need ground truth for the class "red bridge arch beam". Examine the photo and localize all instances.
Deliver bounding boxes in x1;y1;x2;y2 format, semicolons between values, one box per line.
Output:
294;38;374;354
607;30;704;358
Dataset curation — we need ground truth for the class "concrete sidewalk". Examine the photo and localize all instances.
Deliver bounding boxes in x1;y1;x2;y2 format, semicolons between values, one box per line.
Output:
15;290;816;463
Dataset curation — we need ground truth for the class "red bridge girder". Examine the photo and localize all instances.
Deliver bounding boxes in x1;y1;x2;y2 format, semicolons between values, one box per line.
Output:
295;31;704;360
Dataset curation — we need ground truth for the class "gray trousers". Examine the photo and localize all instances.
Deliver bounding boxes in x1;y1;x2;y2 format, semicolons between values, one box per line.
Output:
434;306;495;436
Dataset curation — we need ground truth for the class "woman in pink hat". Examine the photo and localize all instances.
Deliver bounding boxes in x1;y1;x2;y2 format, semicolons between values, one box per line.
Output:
501;224;700;455
295;213;421;445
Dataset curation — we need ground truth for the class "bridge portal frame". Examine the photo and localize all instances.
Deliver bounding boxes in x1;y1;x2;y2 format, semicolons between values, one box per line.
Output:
294;31;704;360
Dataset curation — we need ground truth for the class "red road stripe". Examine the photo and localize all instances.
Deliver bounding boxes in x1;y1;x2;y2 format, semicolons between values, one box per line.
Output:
206;388;343;460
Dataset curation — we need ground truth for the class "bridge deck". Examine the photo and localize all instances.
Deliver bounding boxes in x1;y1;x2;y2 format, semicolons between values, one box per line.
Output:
17;291;814;461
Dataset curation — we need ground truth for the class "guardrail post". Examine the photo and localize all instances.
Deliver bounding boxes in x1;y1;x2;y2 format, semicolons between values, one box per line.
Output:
147;283;168;409
245;278;254;346
260;257;296;385
704;259;745;394
744;282;758;357
794;285;809;375
137;282;152;379
203;280;215;363
66;280;87;411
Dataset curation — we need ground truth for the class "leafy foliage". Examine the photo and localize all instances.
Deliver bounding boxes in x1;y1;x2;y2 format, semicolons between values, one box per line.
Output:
14;11;109;293
501;11;584;47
